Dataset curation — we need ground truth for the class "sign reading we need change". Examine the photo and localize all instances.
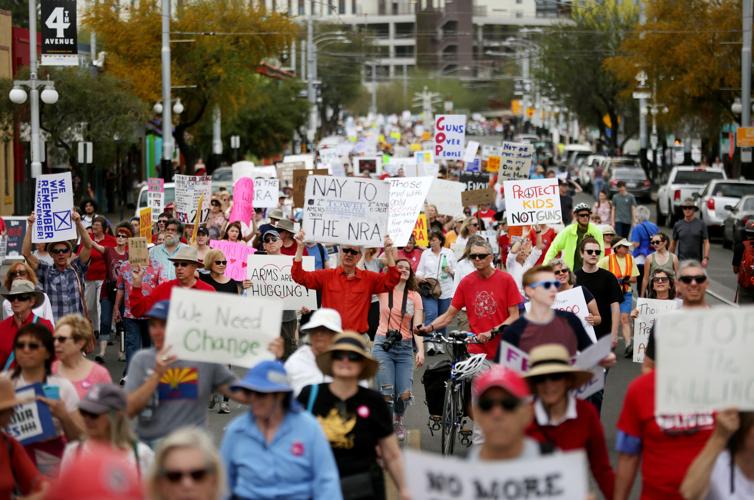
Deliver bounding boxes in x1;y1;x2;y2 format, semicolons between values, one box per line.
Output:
404;449;587;500
165;288;282;368
504;178;562;226
33;172;75;243
247;255;317;310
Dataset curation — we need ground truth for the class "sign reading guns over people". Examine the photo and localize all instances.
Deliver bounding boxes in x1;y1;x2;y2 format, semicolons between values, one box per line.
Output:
503;178;562;226
165;288;282;368
404;449;587;500
33;172;75;243
656;306;754;414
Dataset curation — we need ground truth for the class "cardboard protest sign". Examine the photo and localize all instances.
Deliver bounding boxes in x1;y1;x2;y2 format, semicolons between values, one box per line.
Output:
6;383;56;446
412;214;429;247
386;177;434;247
128;237;149;266
253;178;279;209
165;287;282;368
499;141;534;180
174;175;211;225
209;240;255;282
353;157;383;176
302;176;389;247
459;172;489;191
139;207;152;239
246;255;317;310
486;155;501;173
147;178;164;221
33;172;75;243
656;307;754;414
463;140;479;163
276;161;305;187
293;168;328;208
633;298;680;363
503;178;561;226
3;217;27;258
404;448;587;500
461;188;496;208
433;114;466;159
426;179;465;217
228;177;255;226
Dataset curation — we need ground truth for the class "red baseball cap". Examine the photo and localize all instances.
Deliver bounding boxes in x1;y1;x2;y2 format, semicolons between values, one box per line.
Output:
472;365;531;402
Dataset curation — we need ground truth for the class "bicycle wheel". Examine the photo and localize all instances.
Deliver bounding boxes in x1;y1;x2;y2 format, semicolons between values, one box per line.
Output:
440;381;457;456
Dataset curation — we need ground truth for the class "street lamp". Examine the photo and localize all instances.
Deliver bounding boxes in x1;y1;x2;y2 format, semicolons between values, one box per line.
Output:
153;98;184;116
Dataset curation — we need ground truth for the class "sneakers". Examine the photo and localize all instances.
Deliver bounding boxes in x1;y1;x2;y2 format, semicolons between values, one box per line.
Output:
119;376;127;386
393;416;406;441
208;394;218;410
624;340;633;359
219;401;231;414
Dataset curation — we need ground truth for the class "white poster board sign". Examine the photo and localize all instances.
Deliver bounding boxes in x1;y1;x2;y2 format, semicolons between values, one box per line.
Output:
147;178;165;222
353;157;383;176
553;287;596;342
503;178;562;226
232;161;256;182
426;179;465;217
174;175;212;225
433;114;467;159
283;154;315;169
463;140;480;163
33;172;75;243
246;255;317;310
302;176;389;247
387;177;434;247
165;288;282;368
499;141;535;180
633;298;680;363
656;307;754;414
404;449;587;500
253;178;279;208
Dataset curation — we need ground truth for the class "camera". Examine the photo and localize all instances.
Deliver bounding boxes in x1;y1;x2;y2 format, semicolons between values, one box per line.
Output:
382;329;402;351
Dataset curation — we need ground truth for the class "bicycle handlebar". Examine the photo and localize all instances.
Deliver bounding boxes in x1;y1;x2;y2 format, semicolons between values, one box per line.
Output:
416;329;501;344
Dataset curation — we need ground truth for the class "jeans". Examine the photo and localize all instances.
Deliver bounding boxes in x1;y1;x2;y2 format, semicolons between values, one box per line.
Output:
372;336;414;417
124;318;151;375
593;177;604;200
99;298;122;342
422;296;451;334
84;280;103;333
615;222;632;239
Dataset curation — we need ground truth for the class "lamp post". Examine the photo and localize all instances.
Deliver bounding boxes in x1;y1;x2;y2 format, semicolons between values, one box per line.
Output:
160;0;173;181
153;98;183;176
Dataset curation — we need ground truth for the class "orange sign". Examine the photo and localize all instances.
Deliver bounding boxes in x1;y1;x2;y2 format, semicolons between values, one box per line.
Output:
412;213;428;247
737;127;754;147
486;155;501;173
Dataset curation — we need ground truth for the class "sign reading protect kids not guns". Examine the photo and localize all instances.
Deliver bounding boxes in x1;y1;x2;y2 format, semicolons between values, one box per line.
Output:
433;114;466;159
503;178;562;226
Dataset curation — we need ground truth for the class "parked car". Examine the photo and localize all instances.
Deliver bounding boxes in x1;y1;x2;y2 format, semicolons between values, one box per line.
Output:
578;155;608;188
136;182;175;217
602;157;641;179
694;179;754;233
563;144;593;176
656;166;727;226
722;195;754;248
607;167;652;202
211;166;234;192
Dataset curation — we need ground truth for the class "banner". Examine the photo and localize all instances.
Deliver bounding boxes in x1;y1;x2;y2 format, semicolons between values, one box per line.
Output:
6;384;56;445
412;214;429;247
633;298;680;363
209;240;256;282
246;255;317;310
459;172;489;191
404;449;587;500
40;0;78;66
33;172;75;243
434;114;467;159
386;177;434;247
503;178;561;226
147;178;165;221
656;307;754;414
228;178;255;226
499;141;535;180
174;175;211;225
463;140;479;163
253;178;279;209
128;237;149;267
165;288;282;368
302;176;389;247
139;207;152;239
426;179;465;218
293;168;328;208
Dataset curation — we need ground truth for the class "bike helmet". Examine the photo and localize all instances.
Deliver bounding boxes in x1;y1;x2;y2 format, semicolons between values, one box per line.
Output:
573;202;592;213
451;354;488;381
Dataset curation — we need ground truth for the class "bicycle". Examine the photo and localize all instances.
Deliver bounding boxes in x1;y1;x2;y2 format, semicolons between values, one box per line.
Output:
417;330;490;456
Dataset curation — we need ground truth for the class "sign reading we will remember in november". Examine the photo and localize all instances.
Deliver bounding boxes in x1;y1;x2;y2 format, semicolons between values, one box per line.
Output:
633;298;680;364
386;177;434;247
404;449;587;500
499;141;534;180
656;307;754;414
165;288;282;368
302;176;389;247
503;178;562;226
33;172;75;243
246;255;317;310
174;175;211;225
434;114;466;159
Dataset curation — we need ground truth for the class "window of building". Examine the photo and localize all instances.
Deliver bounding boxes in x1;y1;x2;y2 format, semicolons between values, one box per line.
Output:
339;0;346;14
298;0;304;15
395;45;414;58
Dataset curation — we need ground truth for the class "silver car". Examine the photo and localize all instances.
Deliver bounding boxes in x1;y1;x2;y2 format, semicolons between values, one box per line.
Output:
696;179;754;231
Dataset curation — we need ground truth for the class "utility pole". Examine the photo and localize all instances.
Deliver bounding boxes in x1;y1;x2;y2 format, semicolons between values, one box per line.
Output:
742;0;753;173
211;105;222;171
370;62;377;116
306;12;316;148
161;0;173;181
28;0;41;178
638;0;648;166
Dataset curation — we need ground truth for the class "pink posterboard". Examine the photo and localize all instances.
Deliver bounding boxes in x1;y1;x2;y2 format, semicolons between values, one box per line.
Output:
209;240;256;281
228;177;255;225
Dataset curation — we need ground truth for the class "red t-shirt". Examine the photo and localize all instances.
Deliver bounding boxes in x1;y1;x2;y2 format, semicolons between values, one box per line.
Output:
451;269;523;358
497;234;511;268
396;248;423;272
83;233;117;281
528;227;556;265
0;314;54;370
0;434;42;497
616;371;714;499
280;243;308;257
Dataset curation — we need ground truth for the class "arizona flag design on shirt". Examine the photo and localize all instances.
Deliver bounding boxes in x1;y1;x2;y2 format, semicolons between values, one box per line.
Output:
158;367;199;400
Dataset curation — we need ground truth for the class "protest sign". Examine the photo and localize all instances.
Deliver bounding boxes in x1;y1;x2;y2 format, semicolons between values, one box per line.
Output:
486;155;501;173
463;140;479;163
412;214;429;247
6;384;56;446
459;172;489;191
426;179;465;217
415;150;435;166
33;172;75;243
465;158;480;173
276;161;305;187
283;154;314;169
293;168;328;208
504;178;562;226
461;188;496;208
232;161;256;182
384;158;414;177
498;341;530;372
254;178;279;208
655;307;754;414
165;287;282;368
404;448;587;500
228;177;255;226
209;240;255;282
0;236;6;262
499;141;534;180
552;286;596;342
633;298;680;363
433;114;466;159
128;237;149;266
147;178;164;221
3;217;27;258
353;157;383;176
302;176;389;247
246;255;317;310
174;175;211;225
386;177;434;247
139;207;152;239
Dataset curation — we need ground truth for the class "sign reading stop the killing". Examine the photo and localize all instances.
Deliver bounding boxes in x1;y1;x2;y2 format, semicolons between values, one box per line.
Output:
503;178;562;226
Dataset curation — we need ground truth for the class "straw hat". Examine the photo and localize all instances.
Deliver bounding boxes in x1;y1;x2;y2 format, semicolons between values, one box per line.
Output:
612;238;632;250
316;331;378;380
2;280;45;309
523;344;593;390
167;246;200;265
275;218;295;234
0;375;32;411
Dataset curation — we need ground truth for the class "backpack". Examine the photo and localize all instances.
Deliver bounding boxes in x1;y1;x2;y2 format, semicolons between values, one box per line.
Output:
738;241;754;289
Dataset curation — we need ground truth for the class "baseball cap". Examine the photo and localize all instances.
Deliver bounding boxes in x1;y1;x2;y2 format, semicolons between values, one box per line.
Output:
196;226;209;236
472;365;530;402
79;384;127;415
262;228;281;241
231;360;293;393
300;308;342;334
146;300;170;321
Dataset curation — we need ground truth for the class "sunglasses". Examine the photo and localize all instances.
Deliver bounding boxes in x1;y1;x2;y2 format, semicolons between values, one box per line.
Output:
211;201;221;206
173;262;193;268
51;248;70;255
469;223;479;227
679;274;707;285
214;260;227;266
54;335;72;343
477;396;521;413
161;468;212;483
11;270;27;277
576;213;591;218
116;233;130;238
158;219;168;224
332;351;363;362
79;409;103;420
263;236;279;243
650;239;663;245
469;253;490;260
342;248;360;256
529;280;561;290
9;294;33;302
530;372;567;384
652;276;669;283
553;269;569;276
15;341;41;351
584;249;601;256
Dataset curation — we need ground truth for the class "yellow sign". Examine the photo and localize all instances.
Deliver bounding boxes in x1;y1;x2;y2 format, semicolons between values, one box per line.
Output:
487;155;501;173
511;99;522;115
737;127;754;147
412;213;429;247
139;207;152;239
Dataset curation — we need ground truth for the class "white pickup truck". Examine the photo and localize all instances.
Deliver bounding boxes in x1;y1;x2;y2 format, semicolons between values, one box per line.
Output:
656;166;727;226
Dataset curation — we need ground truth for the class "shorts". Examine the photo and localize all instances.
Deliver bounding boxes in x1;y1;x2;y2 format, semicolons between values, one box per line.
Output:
620;291;633;314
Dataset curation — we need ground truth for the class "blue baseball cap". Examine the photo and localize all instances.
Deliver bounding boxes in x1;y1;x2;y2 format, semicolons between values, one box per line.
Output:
231;360;292;393
146;300;170;321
